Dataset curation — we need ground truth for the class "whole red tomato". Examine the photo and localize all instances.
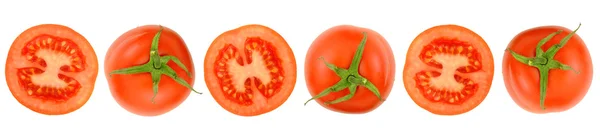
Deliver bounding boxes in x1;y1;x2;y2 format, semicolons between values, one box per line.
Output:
105;25;199;116
304;25;395;114
503;24;593;114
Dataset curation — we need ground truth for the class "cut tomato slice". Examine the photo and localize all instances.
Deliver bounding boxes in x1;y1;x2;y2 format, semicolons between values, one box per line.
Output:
403;25;494;115
204;24;296;116
5;24;98;115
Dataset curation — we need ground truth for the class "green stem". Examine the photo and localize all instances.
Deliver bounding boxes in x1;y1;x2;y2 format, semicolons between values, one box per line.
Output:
151;26;163;69
349;32;368;72
109;25;200;104
304;32;383;106
545;23;581;59
535;30;561;58
538;67;549;110
304;80;348;105
325;85;358;104
506;23;582;110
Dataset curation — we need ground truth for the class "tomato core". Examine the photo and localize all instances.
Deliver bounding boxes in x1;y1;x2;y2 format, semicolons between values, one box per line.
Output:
17;35;85;102
214;37;285;105
414;38;482;105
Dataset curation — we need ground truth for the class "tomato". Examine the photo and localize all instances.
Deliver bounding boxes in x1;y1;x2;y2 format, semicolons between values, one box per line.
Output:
204;24;296;116
5;24;98;115
304;25;395;114
503;24;593;114
403;25;494;115
105;25;199;116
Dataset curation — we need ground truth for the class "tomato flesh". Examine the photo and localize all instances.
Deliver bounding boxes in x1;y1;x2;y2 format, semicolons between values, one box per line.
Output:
16;35;86;102
214;37;285;105
17;68;80;101
205;24;296;116
21;35;87;72
419;39;482;72
415;39;482;105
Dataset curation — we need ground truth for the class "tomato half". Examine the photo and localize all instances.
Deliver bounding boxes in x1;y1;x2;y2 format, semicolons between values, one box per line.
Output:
403;25;494;115
304;25;395;114
105;25;198;116
503;24;593;114
5;24;98;115
204;24;296;116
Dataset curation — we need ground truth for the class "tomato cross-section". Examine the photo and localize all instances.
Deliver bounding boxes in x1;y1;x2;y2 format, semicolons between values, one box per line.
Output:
215;38;285;105
18;35;87;101
403;25;494;115
6;24;98;115
415;39;482;105
205;24;296;116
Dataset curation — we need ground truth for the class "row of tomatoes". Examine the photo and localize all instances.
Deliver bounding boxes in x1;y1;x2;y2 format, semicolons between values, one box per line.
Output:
5;23;593;116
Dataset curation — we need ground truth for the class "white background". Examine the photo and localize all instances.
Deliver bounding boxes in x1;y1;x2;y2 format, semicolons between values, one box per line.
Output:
0;0;598;139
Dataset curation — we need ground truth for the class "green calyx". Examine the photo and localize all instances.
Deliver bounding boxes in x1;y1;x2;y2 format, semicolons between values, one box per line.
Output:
506;23;582;110
109;25;200;104
304;32;382;105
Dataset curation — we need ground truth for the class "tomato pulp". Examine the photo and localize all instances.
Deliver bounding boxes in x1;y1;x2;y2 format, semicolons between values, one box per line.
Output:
105;25;199;116
503;24;593;114
403;25;494;115
204;24;297;116
304;25;395;114
6;24;99;115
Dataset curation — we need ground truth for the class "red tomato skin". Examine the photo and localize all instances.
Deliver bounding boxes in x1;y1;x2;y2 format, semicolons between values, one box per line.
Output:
305;25;395;114
104;25;195;116
503;25;593;113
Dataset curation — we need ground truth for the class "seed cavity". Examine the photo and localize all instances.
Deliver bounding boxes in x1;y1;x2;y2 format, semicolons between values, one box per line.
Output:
16;35;86;101
214;37;284;106
419;39;482;73
414;38;482;105
17;67;81;101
